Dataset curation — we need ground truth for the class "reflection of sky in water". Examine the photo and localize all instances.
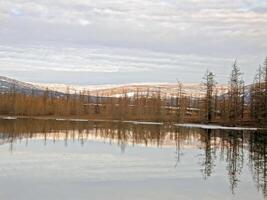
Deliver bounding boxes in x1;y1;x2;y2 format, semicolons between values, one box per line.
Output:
0;138;263;200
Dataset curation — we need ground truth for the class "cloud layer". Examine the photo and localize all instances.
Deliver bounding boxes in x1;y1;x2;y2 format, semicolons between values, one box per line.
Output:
0;0;266;84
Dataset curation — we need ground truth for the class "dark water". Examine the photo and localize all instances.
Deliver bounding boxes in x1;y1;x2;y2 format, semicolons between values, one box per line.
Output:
0;119;266;200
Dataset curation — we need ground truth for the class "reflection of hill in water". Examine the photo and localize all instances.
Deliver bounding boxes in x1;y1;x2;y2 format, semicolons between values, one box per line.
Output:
0;118;267;198
0;119;204;149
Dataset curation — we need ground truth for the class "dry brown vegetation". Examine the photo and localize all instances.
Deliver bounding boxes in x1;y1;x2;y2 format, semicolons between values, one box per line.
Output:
0;58;266;127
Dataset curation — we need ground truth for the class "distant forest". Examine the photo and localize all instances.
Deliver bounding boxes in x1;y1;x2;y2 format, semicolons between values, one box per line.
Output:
0;58;267;127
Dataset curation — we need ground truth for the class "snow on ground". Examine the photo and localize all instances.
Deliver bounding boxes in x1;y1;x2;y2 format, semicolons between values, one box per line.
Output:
32;82;228;98
175;123;258;131
31;82;122;93
123;121;164;125
0;115;259;131
0;116;17;120
69;119;89;122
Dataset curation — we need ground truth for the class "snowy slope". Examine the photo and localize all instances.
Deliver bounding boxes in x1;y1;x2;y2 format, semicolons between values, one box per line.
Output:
0;75;228;98
0;76;64;96
0;76;42;94
34;82;228;98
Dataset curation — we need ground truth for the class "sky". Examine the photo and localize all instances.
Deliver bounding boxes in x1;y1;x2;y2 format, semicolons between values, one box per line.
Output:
0;0;267;85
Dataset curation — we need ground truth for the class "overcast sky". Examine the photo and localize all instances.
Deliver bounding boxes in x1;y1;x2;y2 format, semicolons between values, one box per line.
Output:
0;0;266;85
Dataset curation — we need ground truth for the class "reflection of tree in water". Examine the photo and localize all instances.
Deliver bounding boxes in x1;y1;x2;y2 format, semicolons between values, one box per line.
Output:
200;129;216;179
0;119;267;198
249;131;267;199
200;129;245;194
0;119;172;152
199;128;267;197
223;130;244;194
174;128;183;167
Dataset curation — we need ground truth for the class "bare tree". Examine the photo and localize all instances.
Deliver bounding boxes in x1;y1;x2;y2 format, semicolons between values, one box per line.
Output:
228;61;244;124
202;70;216;123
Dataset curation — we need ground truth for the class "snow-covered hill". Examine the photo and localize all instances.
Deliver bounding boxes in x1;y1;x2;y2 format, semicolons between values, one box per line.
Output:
0;76;42;94
0;76;64;96
0;75;228;98
35;82;228;98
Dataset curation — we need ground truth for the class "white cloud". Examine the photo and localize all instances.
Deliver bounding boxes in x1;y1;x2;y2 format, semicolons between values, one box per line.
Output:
0;44;263;84
1;0;267;36
78;19;91;26
0;44;223;73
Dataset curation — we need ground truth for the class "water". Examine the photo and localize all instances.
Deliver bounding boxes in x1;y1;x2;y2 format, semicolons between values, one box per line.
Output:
0;119;266;200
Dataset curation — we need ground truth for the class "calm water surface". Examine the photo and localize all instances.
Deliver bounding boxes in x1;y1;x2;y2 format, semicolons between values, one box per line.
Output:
0;119;266;200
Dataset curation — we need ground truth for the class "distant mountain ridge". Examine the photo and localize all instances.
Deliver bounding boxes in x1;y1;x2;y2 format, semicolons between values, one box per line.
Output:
0;75;229;98
35;82;229;98
0;76;64;96
0;76;42;94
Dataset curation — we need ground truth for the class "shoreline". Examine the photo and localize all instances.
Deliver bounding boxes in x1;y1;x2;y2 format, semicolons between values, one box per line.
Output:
0;115;263;131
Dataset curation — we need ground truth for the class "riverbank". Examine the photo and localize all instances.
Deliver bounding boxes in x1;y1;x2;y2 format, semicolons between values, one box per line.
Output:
0;115;263;131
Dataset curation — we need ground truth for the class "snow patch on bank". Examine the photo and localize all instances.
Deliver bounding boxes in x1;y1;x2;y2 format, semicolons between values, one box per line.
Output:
123;121;163;125
0;116;17;120
175;123;258;131
69;119;89;122
55;118;89;122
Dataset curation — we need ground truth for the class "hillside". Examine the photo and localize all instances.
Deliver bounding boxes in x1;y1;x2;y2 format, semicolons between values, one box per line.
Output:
34;82;228;98
0;76;43;95
0;76;64;97
1;75;229;98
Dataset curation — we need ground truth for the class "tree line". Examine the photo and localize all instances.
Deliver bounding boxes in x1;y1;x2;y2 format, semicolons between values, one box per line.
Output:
202;58;267;127
0;58;266;127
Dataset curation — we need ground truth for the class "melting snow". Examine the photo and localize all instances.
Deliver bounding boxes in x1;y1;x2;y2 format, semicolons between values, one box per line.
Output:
0;116;17;120
123;121;163;125
175;123;258;131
